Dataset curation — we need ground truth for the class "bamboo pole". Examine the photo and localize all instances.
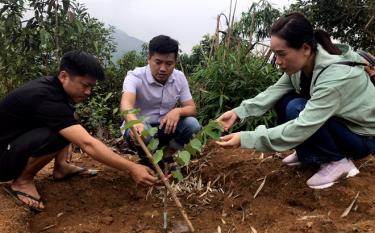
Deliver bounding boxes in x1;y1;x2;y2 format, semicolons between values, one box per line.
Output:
129;126;195;232
55;0;60;62
209;14;220;59
248;11;256;48
226;0;233;48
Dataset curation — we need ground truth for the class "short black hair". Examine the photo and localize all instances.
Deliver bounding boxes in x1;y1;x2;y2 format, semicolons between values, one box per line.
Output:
59;51;105;81
148;35;179;58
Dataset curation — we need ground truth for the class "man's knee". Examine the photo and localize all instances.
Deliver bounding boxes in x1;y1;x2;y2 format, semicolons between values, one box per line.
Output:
180;117;201;134
28;128;69;157
0;127;67;181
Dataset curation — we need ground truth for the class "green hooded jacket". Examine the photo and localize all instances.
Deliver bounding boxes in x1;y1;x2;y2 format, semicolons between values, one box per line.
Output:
233;44;375;152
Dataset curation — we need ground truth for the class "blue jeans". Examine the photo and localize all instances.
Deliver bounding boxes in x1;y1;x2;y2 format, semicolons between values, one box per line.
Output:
275;92;375;164
124;117;201;159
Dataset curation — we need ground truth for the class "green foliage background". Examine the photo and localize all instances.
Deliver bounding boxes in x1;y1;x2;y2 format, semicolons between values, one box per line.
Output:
190;45;281;131
0;0;116;97
288;0;375;53
77;51;146;138
1;0;374;138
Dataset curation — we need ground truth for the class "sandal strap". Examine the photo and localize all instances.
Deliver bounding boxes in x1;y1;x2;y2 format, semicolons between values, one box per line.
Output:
12;189;41;202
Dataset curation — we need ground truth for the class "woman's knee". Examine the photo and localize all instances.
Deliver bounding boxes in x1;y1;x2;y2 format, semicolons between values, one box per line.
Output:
285;98;307;121
275;92;305;124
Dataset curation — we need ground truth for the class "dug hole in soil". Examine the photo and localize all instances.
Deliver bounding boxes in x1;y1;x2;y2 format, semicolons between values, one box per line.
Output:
0;142;374;233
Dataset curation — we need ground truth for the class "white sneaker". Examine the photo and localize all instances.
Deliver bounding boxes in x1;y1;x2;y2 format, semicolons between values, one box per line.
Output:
306;158;360;189
282;151;301;166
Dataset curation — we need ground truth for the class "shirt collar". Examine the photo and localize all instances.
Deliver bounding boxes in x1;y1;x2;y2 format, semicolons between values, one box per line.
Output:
145;65;175;85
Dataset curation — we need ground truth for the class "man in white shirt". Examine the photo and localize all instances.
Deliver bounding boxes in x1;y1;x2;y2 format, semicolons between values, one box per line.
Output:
120;35;201;168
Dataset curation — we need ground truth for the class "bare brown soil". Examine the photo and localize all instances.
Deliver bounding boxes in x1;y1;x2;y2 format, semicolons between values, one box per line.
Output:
0;143;374;233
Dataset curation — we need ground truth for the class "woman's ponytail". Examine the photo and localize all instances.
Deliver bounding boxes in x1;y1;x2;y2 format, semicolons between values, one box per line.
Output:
313;29;341;55
271;13;342;55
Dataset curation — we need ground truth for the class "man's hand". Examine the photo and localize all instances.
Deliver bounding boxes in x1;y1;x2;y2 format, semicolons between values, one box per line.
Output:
59;125;157;186
216;110;238;131
129;163;157;185
129;123;145;141
160;108;181;134
215;132;241;148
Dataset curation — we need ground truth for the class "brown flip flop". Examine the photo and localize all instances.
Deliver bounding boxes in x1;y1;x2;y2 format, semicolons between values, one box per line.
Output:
2;185;44;213
53;168;99;181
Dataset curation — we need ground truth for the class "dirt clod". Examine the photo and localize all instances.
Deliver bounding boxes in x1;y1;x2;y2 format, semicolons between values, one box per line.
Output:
100;216;114;225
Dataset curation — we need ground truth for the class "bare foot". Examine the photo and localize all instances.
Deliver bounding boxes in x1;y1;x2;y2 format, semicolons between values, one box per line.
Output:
52;163;85;180
11;179;44;210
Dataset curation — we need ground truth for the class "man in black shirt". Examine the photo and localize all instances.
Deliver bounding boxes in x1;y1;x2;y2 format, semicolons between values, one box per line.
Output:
0;51;157;212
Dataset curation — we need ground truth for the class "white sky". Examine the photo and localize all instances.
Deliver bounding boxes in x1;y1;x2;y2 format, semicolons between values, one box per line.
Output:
76;0;295;53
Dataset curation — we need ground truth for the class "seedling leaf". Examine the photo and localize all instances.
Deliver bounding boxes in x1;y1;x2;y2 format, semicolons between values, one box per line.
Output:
153;149;163;164
125;119;142;129
190;138;202;152
205;130;220;140
172;170;183;181
178;150;191;166
142;127;158;137
147;138;159;152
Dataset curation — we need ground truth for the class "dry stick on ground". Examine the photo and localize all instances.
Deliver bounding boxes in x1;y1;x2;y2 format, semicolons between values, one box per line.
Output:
129;126;195;232
341;191;360;218
253;176;267;199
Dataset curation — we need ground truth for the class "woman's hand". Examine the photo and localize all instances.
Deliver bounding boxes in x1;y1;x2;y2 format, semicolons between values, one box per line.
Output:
215;132;241;148
216;110;238;131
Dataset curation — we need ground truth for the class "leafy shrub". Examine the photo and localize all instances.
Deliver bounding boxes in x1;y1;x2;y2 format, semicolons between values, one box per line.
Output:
0;0;116;98
190;44;282;131
76;88;120;138
76;50;146;138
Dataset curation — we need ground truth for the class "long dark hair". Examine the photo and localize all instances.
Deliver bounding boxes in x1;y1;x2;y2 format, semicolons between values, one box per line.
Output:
270;12;341;55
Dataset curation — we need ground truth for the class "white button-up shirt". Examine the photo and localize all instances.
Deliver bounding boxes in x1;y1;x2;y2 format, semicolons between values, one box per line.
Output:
122;65;193;124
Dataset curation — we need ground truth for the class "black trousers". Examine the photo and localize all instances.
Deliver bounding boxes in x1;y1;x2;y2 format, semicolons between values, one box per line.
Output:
0;127;69;181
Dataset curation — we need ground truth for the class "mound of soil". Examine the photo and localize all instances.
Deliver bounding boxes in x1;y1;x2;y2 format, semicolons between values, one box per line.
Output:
0;143;374;233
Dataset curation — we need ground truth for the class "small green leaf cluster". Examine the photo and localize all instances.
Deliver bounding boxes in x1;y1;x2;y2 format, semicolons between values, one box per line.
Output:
170;120;223;181
123;110;223;182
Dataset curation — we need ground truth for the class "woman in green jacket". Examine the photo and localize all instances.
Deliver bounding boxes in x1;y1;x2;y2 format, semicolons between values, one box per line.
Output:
216;12;375;189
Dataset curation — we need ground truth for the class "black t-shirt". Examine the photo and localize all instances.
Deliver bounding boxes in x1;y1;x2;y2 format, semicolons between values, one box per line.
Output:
0;76;78;144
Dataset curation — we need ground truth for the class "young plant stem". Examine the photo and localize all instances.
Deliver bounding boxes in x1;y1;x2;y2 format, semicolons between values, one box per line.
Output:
163;162;168;233
129;126;195;232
